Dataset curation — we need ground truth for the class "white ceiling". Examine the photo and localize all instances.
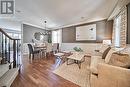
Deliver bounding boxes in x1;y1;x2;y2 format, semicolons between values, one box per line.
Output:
14;0;118;29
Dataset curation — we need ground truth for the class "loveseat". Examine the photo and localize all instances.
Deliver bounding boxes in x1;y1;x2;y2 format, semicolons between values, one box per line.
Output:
90;45;130;87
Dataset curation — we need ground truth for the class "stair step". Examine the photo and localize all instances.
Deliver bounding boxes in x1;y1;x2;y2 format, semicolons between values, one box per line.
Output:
0;68;19;87
0;64;9;78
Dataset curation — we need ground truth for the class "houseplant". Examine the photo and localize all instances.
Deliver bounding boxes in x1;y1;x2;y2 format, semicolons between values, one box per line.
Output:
73;47;83;52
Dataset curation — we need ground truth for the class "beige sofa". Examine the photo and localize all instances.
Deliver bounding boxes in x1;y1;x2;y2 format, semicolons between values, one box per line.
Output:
90;46;130;87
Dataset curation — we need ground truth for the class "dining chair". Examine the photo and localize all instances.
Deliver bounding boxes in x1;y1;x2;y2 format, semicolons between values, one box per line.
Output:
40;43;47;58
52;43;59;53
45;43;52;57
27;44;40;59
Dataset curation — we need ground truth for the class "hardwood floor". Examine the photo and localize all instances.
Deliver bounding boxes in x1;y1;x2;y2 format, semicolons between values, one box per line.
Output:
11;55;79;87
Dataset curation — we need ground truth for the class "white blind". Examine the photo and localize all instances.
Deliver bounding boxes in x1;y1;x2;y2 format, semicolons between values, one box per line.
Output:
114;15;121;47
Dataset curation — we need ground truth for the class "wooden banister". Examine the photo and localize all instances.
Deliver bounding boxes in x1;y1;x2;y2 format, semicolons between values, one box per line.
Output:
0;28;21;68
0;28;20;40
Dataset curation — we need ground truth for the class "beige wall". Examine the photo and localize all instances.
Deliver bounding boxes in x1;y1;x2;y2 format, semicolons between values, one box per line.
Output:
62;20;113;43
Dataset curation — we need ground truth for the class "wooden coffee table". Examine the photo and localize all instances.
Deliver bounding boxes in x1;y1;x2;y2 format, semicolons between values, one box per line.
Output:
67;52;85;69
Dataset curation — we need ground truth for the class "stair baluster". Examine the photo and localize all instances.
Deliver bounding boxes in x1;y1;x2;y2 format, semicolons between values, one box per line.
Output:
0;28;21;68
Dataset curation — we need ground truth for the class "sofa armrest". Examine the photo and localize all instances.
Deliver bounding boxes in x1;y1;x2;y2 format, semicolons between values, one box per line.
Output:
97;63;130;87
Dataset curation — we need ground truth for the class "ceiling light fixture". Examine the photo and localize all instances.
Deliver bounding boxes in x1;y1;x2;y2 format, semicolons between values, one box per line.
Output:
42;21;50;35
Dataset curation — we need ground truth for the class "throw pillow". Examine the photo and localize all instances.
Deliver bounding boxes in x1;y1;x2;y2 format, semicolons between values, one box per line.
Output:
108;53;130;68
104;49;116;63
102;47;111;59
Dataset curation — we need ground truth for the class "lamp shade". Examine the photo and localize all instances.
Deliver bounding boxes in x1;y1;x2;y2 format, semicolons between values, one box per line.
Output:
103;40;111;45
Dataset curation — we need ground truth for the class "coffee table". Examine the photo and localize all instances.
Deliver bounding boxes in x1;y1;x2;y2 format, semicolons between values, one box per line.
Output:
67;52;85;69
54;53;65;65
54;52;72;65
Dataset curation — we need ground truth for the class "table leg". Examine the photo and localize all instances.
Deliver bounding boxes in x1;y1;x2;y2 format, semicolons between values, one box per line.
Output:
67;58;73;65
77;61;81;69
67;59;77;65
67;58;69;65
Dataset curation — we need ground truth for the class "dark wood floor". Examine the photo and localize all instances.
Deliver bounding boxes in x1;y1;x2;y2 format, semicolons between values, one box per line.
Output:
11;54;79;87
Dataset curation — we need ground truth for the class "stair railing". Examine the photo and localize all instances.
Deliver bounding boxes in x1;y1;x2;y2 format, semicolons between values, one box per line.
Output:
0;28;21;68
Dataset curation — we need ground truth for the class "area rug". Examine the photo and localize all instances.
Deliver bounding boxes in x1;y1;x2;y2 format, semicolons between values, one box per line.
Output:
53;57;91;87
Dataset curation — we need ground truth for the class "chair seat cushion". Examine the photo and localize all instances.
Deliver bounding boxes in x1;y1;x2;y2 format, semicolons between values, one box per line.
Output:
33;50;40;54
90;56;104;74
54;53;64;57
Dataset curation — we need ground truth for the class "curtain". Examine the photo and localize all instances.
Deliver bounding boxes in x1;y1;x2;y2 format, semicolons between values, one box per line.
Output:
52;29;62;43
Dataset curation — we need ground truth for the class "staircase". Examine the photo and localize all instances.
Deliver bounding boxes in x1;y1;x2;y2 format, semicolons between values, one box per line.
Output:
0;28;21;87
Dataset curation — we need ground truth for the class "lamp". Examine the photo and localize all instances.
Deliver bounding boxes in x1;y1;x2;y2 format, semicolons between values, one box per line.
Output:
42;21;50;35
103;40;111;45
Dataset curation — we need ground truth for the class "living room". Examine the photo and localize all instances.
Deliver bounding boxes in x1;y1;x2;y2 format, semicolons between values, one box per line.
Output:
0;0;130;87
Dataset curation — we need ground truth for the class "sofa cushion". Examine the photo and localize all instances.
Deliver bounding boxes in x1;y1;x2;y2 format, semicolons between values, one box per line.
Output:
90;74;98;87
90;56;104;74
104;49;116;63
118;46;130;54
109;53;130;68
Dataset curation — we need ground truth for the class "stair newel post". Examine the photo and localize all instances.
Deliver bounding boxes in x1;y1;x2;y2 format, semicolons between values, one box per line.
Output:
13;39;16;68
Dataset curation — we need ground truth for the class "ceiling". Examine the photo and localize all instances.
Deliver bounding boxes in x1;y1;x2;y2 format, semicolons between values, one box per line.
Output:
14;0;118;29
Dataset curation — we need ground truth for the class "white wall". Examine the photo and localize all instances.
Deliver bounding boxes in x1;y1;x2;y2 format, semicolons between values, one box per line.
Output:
60;43;102;54
0;19;21;31
23;43;102;55
23;43;34;55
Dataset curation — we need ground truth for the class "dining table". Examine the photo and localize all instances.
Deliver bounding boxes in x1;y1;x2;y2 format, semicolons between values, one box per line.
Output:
34;45;47;58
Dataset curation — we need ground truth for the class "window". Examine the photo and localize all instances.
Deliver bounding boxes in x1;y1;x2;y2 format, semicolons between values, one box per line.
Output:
114;15;121;47
52;29;62;43
7;32;21;39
